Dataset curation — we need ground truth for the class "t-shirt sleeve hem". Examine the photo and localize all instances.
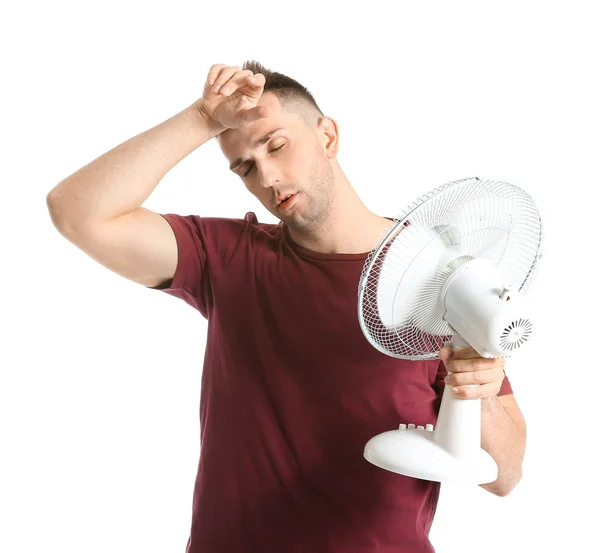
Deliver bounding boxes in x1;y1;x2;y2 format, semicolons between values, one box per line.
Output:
145;213;189;292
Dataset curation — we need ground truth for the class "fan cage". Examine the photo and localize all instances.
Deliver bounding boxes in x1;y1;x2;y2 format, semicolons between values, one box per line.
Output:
358;177;543;360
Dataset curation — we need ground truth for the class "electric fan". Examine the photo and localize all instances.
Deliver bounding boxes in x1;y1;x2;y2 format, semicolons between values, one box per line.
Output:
358;176;543;484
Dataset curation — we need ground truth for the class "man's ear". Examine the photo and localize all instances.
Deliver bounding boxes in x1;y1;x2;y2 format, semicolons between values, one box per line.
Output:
318;116;339;158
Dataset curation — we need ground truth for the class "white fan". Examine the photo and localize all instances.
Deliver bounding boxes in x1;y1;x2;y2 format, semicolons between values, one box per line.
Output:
358;177;543;484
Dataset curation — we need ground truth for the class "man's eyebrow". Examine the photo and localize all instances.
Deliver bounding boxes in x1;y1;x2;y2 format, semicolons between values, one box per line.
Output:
229;128;286;172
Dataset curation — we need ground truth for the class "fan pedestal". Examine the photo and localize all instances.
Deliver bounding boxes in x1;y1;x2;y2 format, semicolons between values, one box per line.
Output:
364;360;498;485
363;424;497;485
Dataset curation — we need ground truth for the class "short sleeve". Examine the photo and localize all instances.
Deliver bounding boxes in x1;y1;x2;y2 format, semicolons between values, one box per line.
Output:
432;359;514;399
146;213;251;318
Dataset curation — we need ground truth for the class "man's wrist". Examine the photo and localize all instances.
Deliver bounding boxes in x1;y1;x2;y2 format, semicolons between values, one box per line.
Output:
190;101;226;137
481;395;498;409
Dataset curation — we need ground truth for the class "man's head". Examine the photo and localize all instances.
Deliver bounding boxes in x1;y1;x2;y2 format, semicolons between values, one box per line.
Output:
217;60;340;232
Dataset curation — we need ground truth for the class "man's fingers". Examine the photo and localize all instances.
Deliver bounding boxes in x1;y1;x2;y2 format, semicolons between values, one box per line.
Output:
449;346;480;360
207;63;228;86
225;72;265;97
447;367;504;386
238;105;270;128
438;346;453;361
210;66;242;94
438;346;481;361
217;70;255;96
246;72;265;88
447;355;500;373
213;70;265;99
451;381;501;400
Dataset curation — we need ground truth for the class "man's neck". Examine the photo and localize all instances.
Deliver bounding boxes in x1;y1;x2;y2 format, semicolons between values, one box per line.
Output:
287;199;393;255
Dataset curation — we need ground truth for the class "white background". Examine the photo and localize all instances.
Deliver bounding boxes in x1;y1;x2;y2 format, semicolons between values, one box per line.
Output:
2;1;597;552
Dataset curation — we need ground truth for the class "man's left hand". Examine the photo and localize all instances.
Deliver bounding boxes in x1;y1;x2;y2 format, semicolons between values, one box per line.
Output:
438;346;505;400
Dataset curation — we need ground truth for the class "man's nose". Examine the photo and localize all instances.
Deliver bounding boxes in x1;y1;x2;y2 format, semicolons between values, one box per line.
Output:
257;165;280;188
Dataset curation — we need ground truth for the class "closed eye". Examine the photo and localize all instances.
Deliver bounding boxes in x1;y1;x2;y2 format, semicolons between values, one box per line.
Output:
243;145;285;177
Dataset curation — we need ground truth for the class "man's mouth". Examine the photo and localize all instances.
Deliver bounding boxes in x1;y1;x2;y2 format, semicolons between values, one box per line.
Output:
277;192;298;210
277;193;296;205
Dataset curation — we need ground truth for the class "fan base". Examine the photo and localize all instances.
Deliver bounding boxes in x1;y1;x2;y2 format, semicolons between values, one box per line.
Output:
364;427;498;485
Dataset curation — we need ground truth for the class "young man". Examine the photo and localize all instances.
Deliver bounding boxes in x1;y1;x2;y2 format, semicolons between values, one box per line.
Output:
47;61;526;553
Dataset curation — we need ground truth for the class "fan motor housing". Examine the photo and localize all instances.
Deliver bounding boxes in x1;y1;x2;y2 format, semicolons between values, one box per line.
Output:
440;258;533;358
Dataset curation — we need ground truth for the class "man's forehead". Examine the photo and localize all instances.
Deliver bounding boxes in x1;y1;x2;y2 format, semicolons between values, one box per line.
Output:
221;116;288;142
219;103;297;158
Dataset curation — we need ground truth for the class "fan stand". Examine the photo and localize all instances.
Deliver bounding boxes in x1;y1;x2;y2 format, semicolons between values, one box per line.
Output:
363;332;498;485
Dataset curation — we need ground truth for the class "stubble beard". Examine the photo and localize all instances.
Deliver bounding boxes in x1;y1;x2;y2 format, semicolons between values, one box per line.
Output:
279;146;335;233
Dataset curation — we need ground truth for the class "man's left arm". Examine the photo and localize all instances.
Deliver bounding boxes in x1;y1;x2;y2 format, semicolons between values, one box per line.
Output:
479;393;526;495
438;347;527;497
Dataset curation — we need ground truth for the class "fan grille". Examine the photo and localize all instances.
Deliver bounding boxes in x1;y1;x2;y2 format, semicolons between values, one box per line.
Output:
499;318;533;351
358;177;543;360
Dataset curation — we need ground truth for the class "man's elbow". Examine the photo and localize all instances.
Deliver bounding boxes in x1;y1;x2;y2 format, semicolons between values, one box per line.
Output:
483;469;523;497
493;484;517;497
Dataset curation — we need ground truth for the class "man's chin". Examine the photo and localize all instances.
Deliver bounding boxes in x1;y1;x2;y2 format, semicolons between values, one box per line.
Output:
271;208;299;227
273;201;302;224
277;212;300;226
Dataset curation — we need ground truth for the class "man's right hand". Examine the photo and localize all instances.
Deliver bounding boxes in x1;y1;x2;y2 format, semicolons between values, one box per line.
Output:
195;64;270;132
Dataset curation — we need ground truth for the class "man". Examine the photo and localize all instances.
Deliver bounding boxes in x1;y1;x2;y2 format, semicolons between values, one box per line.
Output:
46;60;526;553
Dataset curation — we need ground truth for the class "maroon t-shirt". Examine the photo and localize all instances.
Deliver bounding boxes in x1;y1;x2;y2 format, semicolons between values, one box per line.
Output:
148;212;513;553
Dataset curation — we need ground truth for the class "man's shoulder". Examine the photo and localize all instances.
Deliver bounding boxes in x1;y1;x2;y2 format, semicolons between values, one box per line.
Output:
197;211;277;228
241;211;282;237
242;211;279;229
197;211;282;247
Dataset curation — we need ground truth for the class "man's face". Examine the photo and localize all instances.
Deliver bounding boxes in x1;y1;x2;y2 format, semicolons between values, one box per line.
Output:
218;92;335;231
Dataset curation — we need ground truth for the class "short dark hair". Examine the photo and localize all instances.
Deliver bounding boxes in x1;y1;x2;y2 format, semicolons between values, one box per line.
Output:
241;60;325;128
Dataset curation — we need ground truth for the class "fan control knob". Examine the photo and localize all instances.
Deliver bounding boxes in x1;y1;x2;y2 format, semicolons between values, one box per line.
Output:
399;423;407;430
417;425;425;430
426;424;434;431
408;423;416;429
